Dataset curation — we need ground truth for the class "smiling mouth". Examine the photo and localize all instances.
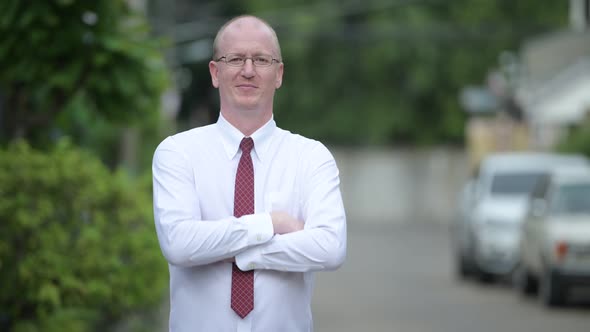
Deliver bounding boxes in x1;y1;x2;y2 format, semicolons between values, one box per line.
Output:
237;84;257;89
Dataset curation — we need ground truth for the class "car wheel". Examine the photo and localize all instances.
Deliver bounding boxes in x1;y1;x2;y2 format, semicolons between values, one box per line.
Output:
472;243;494;283
513;263;537;296
539;268;566;307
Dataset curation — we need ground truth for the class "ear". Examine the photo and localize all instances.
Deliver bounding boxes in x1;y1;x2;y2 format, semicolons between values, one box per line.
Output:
275;62;284;89
209;61;219;88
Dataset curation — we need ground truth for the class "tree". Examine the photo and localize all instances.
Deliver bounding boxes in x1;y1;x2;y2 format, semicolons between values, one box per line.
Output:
0;2;171;330
166;0;567;146
0;0;168;164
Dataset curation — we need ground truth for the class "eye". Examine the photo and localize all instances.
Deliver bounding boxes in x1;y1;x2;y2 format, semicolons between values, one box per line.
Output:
227;55;245;65
253;56;271;66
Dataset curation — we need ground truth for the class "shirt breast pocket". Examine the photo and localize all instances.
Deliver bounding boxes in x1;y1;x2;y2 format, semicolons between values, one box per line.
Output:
265;190;301;221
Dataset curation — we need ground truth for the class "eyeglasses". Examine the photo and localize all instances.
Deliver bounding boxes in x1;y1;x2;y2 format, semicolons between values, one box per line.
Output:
215;53;281;67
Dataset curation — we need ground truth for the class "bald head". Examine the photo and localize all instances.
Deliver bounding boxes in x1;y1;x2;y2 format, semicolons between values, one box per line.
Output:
212;15;282;60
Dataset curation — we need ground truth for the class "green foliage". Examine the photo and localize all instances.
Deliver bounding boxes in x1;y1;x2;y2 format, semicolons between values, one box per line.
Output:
0;0;169;164
0;2;169;329
0;140;167;331
272;0;567;145
178;0;567;146
557;121;590;158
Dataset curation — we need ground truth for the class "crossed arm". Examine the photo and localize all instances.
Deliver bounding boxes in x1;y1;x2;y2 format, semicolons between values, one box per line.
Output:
152;138;346;273
221;211;302;263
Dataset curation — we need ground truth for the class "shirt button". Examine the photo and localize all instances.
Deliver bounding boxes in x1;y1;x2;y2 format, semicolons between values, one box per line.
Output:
248;263;256;270
257;234;262;241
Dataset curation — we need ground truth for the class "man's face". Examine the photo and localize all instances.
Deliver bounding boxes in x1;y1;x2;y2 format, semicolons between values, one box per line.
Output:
209;18;283;112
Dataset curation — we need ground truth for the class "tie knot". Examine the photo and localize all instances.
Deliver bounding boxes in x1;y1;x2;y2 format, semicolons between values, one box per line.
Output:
240;137;254;154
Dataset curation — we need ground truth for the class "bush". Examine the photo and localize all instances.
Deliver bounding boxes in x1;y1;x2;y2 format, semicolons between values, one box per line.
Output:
556;121;590;158
0;140;167;331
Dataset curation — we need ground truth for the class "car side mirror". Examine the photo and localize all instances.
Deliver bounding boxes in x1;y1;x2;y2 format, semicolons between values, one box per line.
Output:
530;198;547;218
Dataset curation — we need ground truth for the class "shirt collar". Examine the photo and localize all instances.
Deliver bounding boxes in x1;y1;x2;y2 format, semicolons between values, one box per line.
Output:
216;113;276;162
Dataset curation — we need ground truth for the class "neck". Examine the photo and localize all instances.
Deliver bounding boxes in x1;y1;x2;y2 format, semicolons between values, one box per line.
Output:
220;108;272;136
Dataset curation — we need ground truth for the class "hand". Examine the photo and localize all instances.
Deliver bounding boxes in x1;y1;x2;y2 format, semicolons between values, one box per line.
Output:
270;211;304;235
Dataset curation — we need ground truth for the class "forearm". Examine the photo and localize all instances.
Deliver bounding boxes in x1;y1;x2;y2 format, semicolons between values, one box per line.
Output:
153;137;276;267
235;217;346;272
235;143;347;272
155;212;273;267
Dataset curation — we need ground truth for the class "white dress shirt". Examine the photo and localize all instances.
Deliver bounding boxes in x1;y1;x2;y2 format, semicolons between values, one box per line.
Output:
152;114;347;332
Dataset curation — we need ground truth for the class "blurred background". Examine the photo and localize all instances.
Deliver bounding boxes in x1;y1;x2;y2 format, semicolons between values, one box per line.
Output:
1;0;589;331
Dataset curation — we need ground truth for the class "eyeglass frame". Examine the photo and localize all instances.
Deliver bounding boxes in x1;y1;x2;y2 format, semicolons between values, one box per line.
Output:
215;53;282;67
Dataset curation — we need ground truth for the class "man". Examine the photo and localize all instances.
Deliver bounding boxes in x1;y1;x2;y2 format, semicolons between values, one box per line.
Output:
152;15;347;332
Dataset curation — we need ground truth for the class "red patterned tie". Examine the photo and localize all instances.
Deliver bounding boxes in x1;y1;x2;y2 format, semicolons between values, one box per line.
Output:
231;137;255;318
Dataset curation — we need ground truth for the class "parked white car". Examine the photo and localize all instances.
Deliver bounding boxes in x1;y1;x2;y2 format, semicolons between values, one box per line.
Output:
462;152;588;282
515;165;590;306
451;179;477;278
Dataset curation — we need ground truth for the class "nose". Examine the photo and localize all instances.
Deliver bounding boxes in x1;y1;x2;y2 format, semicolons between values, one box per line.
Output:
241;58;256;78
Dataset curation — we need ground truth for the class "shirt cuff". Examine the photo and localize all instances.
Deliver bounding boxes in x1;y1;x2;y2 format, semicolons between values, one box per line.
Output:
235;213;273;270
235;244;264;271
240;212;273;246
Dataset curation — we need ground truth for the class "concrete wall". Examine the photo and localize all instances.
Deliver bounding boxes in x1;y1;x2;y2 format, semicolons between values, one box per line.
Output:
331;147;470;227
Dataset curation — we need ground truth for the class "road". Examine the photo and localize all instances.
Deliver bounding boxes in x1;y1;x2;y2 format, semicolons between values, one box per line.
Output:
312;223;590;332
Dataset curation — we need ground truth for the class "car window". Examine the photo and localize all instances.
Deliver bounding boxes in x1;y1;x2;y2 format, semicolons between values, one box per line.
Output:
550;183;590;215
490;172;545;195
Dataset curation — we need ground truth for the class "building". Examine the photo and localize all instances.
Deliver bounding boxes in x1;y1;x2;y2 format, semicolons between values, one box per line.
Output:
515;0;590;149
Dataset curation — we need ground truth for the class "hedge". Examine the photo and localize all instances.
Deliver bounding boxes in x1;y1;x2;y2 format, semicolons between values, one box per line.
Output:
0;140;166;331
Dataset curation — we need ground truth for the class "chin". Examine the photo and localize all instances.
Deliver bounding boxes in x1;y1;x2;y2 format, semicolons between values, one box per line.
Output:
236;99;261;110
